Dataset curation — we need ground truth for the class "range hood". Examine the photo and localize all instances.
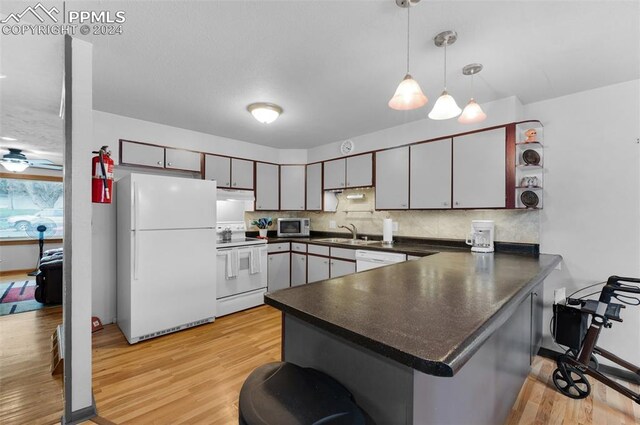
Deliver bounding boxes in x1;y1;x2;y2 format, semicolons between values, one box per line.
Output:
217;189;255;202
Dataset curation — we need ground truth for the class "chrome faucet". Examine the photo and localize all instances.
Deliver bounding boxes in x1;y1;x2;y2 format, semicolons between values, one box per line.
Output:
339;223;357;239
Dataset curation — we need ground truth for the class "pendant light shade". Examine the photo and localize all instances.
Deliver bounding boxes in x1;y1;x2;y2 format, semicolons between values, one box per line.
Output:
388;0;426;111
388;74;428;110
428;90;462;120
458;98;486;124
458;63;486;124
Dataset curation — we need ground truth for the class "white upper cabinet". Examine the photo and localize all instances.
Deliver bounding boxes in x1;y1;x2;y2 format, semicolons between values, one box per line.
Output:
280;165;306;211
204;154;231;187
453;128;506;208
323;158;346;190
120;141;165;168
410;139;452;209
231;158;254;190
306;163;322;210
255;162;280;210
165;148;201;172
376;147;409;210
346;154;373;188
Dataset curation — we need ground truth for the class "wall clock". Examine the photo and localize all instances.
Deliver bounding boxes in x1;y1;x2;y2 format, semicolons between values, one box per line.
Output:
340;139;354;155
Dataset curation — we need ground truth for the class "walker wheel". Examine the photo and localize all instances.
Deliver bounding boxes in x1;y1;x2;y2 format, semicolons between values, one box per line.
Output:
553;362;591;399
566;348;599;371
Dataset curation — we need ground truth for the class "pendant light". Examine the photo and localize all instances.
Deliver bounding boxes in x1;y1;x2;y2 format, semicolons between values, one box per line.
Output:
0;148;30;172
428;30;461;120
458;63;487;124
388;0;427;111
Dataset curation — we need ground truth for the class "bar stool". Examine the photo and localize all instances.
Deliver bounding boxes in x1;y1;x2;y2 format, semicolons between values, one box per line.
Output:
239;362;373;425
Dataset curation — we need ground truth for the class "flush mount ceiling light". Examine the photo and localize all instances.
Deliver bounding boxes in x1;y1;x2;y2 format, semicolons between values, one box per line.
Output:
0;148;30;172
428;30;462;120
458;63;487;124
247;103;283;124
388;0;427;111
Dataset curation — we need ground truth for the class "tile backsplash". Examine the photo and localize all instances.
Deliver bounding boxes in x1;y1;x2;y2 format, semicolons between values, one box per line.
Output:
246;188;540;243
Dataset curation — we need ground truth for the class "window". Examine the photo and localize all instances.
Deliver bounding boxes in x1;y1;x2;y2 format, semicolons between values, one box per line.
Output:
0;175;63;240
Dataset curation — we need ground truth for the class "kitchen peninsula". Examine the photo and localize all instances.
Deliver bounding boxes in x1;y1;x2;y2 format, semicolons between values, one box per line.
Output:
265;251;562;425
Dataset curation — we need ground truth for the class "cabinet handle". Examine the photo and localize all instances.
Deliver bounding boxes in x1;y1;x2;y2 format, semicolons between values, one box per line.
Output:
225;182;230;185
443;201;449;206
455;201;460;206
301;257;306;261
157;161;163;165
401;203;407;207
330;261;334;265
233;182;237;186
324;261;328;264
347;182;350;186
167;162;172;166
269;257;273;261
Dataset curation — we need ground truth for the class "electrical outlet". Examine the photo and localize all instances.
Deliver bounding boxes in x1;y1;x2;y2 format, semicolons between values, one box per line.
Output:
392;221;398;232
329;220;337;229
554;288;566;304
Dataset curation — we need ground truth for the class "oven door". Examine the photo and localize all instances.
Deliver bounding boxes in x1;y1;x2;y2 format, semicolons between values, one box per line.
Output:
216;246;267;299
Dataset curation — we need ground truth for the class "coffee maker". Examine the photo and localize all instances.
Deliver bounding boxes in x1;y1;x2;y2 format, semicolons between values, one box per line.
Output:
465;220;495;253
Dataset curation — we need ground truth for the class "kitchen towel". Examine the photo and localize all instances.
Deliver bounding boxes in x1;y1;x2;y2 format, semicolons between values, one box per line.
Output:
226;250;239;279
249;247;262;274
383;218;393;244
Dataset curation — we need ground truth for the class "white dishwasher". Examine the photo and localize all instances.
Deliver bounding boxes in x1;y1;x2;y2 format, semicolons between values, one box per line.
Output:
355;250;407;272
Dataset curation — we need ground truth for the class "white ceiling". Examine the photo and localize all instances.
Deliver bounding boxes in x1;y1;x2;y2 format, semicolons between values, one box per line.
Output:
1;1;639;154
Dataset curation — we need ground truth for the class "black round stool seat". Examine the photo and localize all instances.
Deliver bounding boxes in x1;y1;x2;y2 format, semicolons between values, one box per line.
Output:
239;362;372;425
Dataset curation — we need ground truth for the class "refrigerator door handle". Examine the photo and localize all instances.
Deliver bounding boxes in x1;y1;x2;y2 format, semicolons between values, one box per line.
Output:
133;181;139;230
133;230;139;280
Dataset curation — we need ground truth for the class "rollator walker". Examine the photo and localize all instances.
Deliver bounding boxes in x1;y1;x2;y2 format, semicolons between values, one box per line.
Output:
552;275;640;402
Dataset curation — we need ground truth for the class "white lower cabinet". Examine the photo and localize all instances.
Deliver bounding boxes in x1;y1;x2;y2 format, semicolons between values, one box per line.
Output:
330;259;356;278
307;255;330;283
291;253;307;286
267;253;290;292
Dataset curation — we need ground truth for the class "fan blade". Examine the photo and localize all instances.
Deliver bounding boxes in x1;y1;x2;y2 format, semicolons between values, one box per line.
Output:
28;161;63;171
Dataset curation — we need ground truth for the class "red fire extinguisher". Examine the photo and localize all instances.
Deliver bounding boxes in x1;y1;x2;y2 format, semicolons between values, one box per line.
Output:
92;146;114;204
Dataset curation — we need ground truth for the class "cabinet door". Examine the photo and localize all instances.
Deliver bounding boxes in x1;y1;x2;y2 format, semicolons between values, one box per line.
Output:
307;255;330;283
255;163;280;210
330;259;356;278
231;158;254;190
291;253;307;286
280;165;306;211
410;139;452;209
267;253;290;292
306;163;322;211
453;128;506;208
530;283;544;363
165;148;201;172
323;158;346;190
346;153;373;188
375;147;409;210
120;141;165;168
204;154;231;188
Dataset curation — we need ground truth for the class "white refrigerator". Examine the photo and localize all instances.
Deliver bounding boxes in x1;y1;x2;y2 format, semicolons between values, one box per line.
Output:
117;173;217;344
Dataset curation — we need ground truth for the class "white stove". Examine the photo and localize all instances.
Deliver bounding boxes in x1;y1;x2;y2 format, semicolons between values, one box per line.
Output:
216;222;267;248
216;221;268;317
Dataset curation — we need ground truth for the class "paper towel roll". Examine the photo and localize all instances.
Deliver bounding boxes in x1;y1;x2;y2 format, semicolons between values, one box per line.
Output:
383;218;393;243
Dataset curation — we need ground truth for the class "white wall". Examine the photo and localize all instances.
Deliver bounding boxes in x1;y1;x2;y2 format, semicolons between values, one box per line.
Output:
307;96;522;162
525;79;640;363
94;110;282;163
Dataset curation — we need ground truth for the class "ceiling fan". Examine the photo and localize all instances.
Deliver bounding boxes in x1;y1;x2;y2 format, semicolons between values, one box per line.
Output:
0;148;63;172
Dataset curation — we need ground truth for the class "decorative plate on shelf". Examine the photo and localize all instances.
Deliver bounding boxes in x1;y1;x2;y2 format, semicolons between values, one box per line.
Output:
520;190;539;208
522;149;541;165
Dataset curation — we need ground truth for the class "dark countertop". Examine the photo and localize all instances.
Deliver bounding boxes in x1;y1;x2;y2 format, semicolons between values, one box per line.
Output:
265;251;562;377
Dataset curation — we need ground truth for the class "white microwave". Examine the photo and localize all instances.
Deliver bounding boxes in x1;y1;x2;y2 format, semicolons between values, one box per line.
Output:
277;218;310;237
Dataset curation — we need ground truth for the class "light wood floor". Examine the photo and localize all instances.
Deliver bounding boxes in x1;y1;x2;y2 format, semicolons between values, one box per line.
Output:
1;292;638;425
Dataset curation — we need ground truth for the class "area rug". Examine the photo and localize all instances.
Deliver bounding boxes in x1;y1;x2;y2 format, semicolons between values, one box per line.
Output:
0;280;46;315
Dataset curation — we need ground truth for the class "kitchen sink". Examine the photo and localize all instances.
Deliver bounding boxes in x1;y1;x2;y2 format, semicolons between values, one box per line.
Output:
314;238;379;246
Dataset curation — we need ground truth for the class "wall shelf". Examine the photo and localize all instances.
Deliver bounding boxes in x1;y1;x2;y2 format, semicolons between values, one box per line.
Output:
515;121;544;209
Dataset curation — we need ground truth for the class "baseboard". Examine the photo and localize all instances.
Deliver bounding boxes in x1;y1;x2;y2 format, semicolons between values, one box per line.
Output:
0;268;34;277
538;347;640;385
